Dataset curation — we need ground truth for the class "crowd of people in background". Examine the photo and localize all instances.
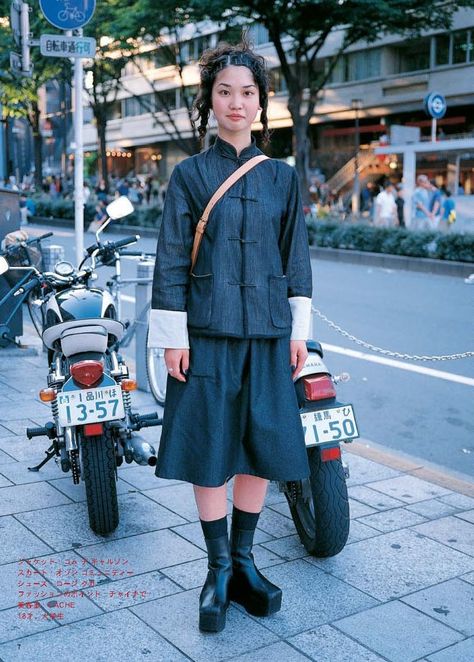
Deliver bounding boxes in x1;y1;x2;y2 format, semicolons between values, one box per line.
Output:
306;172;458;232
0;172;169;228
1;169;460;232
363;176;457;231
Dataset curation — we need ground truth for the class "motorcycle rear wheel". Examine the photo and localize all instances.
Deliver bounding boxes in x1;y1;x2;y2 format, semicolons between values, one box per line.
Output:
81;430;119;535
287;447;350;557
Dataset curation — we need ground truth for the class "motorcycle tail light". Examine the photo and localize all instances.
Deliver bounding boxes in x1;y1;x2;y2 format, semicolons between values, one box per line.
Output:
84;423;104;436
303;375;336;401
70;360;104;387
321;446;341;462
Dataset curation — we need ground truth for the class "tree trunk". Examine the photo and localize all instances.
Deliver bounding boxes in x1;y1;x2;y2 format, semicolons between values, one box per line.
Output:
31;105;43;190
96;113;108;188
292;114;311;206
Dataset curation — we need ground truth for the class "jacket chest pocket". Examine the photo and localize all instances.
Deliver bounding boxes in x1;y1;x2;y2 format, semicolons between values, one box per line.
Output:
187;273;214;328
268;275;291;328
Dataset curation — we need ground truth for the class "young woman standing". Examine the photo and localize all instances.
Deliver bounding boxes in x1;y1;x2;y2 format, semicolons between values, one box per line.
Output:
148;42;313;633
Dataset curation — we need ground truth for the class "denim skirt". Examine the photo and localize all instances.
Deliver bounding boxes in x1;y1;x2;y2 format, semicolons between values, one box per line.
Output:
155;334;310;487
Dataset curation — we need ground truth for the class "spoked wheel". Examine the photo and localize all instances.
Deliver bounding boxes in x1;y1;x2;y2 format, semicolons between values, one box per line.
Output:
145;329;167;406
81;429;119;535
286;446;350;557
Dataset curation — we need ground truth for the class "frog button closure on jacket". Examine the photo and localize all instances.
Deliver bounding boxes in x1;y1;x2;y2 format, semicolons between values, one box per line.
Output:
151;135;312;340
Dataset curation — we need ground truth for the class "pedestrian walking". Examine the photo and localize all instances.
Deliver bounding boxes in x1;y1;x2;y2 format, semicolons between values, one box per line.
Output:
374;180;397;227
429;180;442;228
395;184;405;227
412;174;433;229
440;190;456;231
148;41;312;633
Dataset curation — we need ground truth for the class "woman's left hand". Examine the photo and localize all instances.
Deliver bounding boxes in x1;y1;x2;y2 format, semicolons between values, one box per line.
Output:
290;340;308;381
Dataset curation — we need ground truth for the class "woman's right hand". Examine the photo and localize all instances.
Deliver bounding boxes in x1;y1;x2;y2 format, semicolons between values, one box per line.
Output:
164;348;190;383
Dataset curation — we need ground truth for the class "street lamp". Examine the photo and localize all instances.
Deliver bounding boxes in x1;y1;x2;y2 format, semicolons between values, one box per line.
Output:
351;98;362;216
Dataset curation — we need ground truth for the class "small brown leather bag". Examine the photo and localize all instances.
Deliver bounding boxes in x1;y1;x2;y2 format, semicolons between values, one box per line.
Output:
190;154;269;272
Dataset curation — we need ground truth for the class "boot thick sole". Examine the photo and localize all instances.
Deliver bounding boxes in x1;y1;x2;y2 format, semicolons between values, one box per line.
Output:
199;607;227;633
228;575;282;617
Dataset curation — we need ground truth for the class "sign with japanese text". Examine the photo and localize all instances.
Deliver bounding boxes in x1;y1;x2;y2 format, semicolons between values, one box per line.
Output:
39;0;96;30
40;34;96;58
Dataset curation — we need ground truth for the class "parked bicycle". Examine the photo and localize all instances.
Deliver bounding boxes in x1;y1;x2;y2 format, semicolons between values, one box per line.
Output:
83;220;167;405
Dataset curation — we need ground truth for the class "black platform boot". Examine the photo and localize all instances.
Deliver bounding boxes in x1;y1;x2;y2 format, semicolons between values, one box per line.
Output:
199;534;232;632
228;508;282;617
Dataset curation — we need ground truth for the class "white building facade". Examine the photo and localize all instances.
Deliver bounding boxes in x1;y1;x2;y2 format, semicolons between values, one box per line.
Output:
77;10;474;190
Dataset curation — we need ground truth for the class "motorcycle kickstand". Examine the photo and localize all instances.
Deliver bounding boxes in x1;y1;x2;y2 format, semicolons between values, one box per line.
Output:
28;444;57;472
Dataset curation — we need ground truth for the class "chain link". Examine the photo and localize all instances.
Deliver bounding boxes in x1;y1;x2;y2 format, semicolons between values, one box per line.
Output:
312;307;474;362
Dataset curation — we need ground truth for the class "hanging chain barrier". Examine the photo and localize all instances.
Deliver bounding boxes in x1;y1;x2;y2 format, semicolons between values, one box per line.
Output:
312;307;474;362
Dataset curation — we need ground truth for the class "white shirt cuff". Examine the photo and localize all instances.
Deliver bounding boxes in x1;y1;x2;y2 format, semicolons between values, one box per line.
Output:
147;309;190;349
289;297;312;340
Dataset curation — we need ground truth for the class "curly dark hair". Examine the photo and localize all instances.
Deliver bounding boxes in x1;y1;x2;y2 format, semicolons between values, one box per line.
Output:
192;40;271;146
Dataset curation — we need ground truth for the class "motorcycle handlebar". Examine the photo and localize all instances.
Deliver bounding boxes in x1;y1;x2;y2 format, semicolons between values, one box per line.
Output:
85;235;139;258
26;232;53;245
13;276;41;296
113;235;140;249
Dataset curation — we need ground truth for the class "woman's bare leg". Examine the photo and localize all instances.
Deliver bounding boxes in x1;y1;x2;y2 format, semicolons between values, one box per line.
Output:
233;474;269;513
193;484;228;521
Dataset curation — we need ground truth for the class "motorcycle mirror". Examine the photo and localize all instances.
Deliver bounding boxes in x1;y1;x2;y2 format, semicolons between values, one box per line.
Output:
106;196;134;220
0;256;9;275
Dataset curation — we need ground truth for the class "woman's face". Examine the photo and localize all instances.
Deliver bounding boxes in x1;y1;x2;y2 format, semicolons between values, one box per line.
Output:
211;65;261;138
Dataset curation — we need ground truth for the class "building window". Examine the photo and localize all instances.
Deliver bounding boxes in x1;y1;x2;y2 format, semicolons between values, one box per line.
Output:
270;68;288;93
106;101;122;121
434;30;473;67
329;48;381;83
434;33;450;66
123;93;154;118
180;84;198;108
180;34;213;64
395;37;430;73
248;23;270;46
452;30;471;64
155;88;178;112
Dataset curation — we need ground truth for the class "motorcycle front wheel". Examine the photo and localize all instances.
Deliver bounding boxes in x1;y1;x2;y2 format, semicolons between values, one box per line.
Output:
145;330;167;406
286;446;350;557
81;430;119;535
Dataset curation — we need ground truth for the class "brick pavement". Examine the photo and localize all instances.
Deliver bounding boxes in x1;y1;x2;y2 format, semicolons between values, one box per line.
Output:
0;340;473;662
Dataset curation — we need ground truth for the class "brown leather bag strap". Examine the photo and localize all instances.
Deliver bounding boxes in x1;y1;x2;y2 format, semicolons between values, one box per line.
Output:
190;154;269;272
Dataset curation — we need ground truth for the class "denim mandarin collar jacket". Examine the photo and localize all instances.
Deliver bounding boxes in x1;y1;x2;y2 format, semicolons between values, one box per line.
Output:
148;136;313;349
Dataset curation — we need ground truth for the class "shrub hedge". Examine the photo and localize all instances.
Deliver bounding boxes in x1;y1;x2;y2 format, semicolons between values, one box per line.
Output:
32;198;162;229
306;220;474;263
30;199;473;262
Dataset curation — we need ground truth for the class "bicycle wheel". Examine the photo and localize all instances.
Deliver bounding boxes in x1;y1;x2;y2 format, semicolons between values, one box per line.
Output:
146;330;168;405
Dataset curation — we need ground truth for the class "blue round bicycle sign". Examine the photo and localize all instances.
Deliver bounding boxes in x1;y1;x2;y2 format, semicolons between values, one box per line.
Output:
424;92;447;120
39;0;96;31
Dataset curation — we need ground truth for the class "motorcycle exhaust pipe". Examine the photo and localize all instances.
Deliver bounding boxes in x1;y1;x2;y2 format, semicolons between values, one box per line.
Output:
124;437;157;467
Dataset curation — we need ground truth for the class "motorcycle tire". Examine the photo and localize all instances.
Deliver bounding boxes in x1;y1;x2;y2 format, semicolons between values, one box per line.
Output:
287;446;350;557
81;430;119;535
145;329;167;406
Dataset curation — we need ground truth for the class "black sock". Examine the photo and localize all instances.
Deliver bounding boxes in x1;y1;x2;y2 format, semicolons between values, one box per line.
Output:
200;515;228;540
232;506;260;531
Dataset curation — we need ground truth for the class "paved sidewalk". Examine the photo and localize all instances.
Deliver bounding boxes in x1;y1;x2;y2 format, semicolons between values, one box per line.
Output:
0;340;473;662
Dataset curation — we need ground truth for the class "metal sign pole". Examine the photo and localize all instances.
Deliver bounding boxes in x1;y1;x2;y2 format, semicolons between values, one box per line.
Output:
73;28;84;266
431;118;437;143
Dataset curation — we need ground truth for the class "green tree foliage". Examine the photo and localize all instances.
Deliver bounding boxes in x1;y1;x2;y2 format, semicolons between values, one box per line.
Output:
0;1;67;186
183;0;474;197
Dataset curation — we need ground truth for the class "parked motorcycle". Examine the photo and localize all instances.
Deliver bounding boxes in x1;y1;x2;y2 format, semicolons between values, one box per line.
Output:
281;341;359;556
0;197;161;536
144;313;359;557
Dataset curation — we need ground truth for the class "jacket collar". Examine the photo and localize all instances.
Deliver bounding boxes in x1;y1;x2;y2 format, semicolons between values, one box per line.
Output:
213;135;261;161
